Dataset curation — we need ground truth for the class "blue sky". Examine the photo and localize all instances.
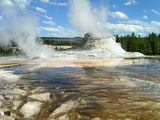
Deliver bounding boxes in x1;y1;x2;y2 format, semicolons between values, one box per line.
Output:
0;0;160;37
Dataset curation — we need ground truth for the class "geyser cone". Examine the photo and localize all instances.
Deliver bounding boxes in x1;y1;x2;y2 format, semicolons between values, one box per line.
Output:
55;33;144;59
80;32;144;58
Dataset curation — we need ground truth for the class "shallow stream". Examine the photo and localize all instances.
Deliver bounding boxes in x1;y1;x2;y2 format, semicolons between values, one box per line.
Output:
0;57;160;120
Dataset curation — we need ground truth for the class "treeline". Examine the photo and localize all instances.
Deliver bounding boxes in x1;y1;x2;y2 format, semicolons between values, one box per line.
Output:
116;33;160;55
41;37;82;46
0;47;21;56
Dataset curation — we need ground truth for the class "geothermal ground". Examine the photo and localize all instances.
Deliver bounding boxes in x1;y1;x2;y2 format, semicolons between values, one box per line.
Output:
0;57;160;120
0;33;157;120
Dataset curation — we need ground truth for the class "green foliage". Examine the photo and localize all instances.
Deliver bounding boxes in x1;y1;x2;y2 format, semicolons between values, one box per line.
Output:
116;32;160;55
0;47;21;56
41;37;81;46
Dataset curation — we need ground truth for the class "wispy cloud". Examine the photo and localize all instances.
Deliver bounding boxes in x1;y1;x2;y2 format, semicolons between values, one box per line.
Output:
0;16;3;20
110;11;129;19
107;20;160;36
112;4;118;9
40;25;81;37
35;7;47;13
43;20;55;25
44;15;52;20
124;0;137;6
151;9;160;16
40;27;60;32
40;0;49;3
40;0;67;6
143;15;148;19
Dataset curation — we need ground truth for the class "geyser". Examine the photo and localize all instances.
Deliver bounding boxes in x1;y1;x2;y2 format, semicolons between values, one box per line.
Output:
66;0;144;59
55;32;143;59
0;2;53;58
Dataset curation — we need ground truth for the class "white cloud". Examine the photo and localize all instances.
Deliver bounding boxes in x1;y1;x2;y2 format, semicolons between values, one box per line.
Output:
0;16;2;20
110;11;129;19
43;20;55;25
106;20;160;35
151;9;160;16
106;23;144;34
52;27;81;37
123;19;146;25
0;0;14;7
124;0;137;6
150;21;160;33
40;25;81;37
50;2;67;6
15;0;32;8
40;19;160;37
40;27;60;32
112;4;118;9
40;0;49;3
40;0;67;6
36;7;47;13
44;15;52;20
151;21;160;27
0;0;31;8
143;15;148;19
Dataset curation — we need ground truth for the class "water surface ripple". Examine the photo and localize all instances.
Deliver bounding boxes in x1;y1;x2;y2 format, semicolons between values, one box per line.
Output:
1;58;160;119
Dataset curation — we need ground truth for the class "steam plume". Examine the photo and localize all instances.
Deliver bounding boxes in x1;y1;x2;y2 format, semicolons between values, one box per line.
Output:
0;4;53;58
69;0;110;37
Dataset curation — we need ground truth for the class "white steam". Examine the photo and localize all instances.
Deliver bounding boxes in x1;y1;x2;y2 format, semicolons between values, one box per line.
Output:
69;0;110;37
68;0;144;58
0;4;53;58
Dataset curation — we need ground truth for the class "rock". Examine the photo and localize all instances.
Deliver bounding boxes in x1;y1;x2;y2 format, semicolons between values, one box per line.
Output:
11;113;20;120
0;101;2;106
0;110;4;116
0;108;14;120
0;69;20;82
49;100;79;119
20;101;42;118
31;87;45;93
92;117;101;120
0;108;11;116
0;95;4;101
57;114;69;120
13;100;22;110
4;111;11;116
28;92;51;102
84;33;96;41
13;88;27;96
82;33;97;48
0;115;14;120
4;94;16;100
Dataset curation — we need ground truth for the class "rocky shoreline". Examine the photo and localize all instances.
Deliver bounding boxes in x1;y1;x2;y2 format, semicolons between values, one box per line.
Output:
0;84;102;120
0;68;101;120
